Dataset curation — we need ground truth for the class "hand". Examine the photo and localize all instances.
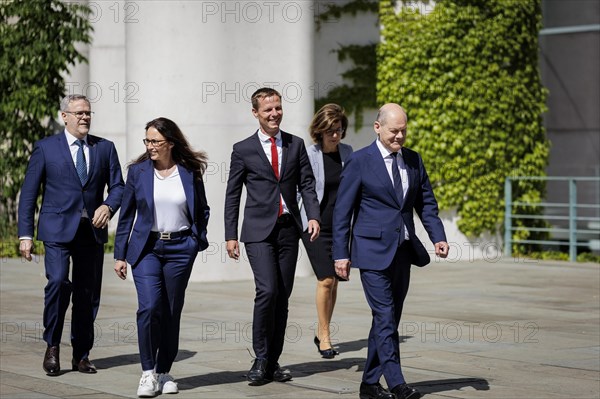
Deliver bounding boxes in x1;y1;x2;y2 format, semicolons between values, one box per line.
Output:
435;241;449;258
19;239;33;262
226;240;240;260
334;259;351;280
114;260;127;280
92;204;111;228
307;219;320;242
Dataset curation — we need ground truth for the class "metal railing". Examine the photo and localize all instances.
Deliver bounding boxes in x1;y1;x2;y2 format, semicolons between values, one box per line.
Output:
504;176;600;261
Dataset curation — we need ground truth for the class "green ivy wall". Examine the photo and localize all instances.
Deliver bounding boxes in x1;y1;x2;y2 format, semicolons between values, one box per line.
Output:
378;0;549;240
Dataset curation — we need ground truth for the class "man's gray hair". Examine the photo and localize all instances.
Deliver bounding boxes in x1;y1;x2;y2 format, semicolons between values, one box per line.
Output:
60;94;90;111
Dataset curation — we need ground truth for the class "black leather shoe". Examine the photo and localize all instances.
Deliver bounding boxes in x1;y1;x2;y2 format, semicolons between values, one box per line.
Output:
266;363;292;382
247;358;269;385
72;358;97;374
43;345;60;376
314;336;339;359
391;383;421;399
359;382;395;399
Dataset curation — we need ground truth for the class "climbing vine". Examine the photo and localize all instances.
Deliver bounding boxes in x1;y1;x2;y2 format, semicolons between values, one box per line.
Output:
378;0;549;240
314;0;378;128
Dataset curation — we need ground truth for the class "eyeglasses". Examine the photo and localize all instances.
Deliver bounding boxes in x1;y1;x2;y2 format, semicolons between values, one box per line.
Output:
64;111;94;118
143;138;167;147
324;128;344;137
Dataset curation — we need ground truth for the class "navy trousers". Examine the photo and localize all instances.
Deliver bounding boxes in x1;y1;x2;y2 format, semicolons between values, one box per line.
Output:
43;219;104;361
132;234;199;372
359;242;412;389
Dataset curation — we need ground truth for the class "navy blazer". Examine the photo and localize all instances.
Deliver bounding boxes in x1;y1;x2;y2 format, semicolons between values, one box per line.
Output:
18;131;124;244
114;159;210;266
332;141;446;268
224;130;320;243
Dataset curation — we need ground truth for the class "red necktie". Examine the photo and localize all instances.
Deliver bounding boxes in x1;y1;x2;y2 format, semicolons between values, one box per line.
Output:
270;137;283;216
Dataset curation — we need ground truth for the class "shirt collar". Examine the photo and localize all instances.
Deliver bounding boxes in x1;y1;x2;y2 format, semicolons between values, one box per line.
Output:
64;129;88;146
257;129;281;143
376;138;402;159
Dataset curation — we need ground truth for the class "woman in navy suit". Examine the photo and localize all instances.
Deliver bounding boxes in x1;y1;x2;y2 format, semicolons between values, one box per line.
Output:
114;117;209;398
300;104;353;359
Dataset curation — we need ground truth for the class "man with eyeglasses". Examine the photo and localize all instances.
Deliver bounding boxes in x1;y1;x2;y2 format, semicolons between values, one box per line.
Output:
18;94;124;377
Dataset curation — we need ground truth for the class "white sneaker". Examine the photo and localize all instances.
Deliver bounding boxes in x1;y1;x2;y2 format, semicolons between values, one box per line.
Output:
137;371;158;397
158;373;179;394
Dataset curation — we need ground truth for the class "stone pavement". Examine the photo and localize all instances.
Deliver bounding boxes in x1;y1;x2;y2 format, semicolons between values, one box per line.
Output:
1;254;598;398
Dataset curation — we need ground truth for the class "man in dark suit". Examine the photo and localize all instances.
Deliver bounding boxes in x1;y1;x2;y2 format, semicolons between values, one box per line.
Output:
333;103;449;399
224;87;321;385
18;94;124;376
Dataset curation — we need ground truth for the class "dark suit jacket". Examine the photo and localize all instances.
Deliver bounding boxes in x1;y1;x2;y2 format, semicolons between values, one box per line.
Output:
113;159;210;266
17;131;124;244
224;130;320;243
332;140;446;268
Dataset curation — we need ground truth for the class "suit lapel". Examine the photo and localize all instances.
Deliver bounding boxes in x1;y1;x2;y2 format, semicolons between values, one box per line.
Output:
252;131;279;181
366;141;402;208
404;151;418;202
140;160;155;214
85;135;98;185
178;165;195;218
279;131;290;179
56;133;79;182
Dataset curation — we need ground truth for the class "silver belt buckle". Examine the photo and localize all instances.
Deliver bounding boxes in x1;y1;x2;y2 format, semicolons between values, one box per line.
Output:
159;232;171;240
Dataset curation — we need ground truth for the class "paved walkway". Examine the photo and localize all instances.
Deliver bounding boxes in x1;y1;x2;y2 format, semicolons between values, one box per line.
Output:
1;254;599;398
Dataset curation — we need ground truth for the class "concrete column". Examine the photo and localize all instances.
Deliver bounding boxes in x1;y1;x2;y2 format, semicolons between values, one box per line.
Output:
125;1;316;281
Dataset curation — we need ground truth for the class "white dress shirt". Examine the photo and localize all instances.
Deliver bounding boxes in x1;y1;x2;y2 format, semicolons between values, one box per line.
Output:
376;139;409;240
257;129;289;215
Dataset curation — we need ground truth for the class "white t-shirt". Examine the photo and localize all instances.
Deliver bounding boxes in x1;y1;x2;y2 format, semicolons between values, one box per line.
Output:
152;167;191;232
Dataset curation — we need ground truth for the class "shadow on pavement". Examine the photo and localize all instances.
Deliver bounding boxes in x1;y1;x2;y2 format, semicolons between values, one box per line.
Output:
415;377;490;395
93;349;197;370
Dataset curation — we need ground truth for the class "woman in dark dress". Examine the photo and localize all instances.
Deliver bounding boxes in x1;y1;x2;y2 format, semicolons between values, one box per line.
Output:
300;104;353;358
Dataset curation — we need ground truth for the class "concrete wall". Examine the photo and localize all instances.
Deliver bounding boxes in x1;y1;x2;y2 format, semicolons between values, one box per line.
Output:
66;1;317;281
540;0;600;247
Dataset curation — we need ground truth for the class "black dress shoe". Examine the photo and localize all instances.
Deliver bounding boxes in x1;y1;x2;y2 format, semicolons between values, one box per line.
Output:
266;363;292;382
72;358;97;374
43;345;60;376
359;382;395;399
391;383;421;399
313;336;339;359
246;358;269;385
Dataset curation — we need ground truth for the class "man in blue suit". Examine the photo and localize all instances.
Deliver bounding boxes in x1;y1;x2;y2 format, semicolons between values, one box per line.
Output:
18;94;124;376
333;103;449;399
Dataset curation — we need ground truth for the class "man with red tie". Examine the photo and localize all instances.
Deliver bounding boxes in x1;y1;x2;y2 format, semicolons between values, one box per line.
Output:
224;87;320;385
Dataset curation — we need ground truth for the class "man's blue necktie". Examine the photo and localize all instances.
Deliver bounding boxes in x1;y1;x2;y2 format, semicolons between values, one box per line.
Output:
391;152;406;245
391;152;403;205
75;140;88;185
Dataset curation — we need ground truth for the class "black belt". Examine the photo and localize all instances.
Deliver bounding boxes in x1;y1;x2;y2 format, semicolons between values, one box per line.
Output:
276;214;293;225
151;229;192;240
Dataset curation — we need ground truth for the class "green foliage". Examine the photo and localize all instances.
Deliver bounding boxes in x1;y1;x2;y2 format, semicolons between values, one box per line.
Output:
378;0;549;238
518;251;600;263
576;252;600;264
0;0;93;239
314;0;378;129
0;233;115;259
315;44;377;128
315;0;378;30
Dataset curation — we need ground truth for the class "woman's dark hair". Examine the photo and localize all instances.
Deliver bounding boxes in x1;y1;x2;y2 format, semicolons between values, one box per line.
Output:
130;117;208;178
309;103;348;144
